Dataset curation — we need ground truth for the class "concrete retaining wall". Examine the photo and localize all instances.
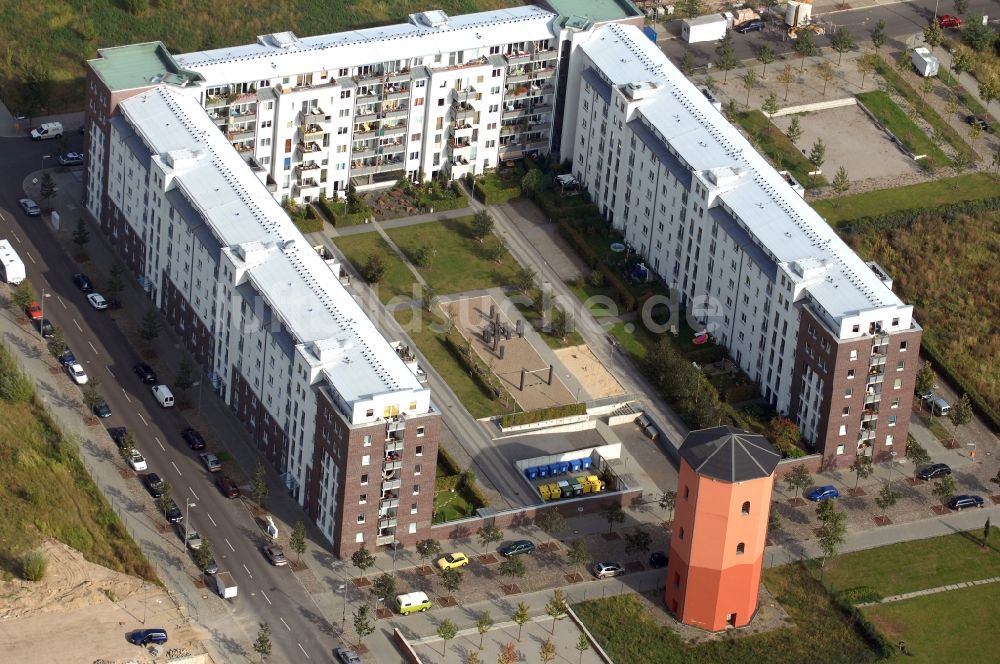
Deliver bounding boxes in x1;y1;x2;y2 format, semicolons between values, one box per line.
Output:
567;605;616;664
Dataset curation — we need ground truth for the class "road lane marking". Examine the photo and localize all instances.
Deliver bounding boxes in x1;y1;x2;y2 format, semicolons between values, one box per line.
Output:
25;252;35;264
122;389;132;404
279;618;291;632
297;643;310;659
138;412;148;426
171;461;182;477
207;513;217;527
260;590;272;605
224;538;234;552
242;563;253;579
189;487;199;501
88;341;98;354
73;319;82;332
12;231;21;243
57;296;66;309
154;436;164;451
105;366;115;376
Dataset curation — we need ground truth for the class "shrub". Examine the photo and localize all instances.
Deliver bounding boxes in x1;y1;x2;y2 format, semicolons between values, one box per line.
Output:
20;551;48;581
839;196;1000;233
838;586;883;605
437;446;462;476
500;403;587;428
0;368;35;404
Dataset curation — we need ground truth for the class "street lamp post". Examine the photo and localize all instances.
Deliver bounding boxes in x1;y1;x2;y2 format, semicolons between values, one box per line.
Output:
338;582;347;632
39;289;51;340
184;499;196;548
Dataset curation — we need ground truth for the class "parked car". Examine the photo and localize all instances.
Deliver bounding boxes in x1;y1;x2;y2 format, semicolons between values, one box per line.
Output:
937;14;962;28
736;19;765;34
181;427;206;450
36;318;55;338
58;151;84;166
498;540;535;557
163;500;183;523
807;485;841;501
216;476;240;498
108;427;129;449
199;452;222;473
18;198;40;217
127;628;167;646
649;551;668;568
263;544;288;566
92;400;112;418
335;645;363;664
143;473;165;498
948;495;984;511
133;362;157;384
437;552;470;570
592;561;626;579
58;348;77;367
72;273;94;292
87;293;108;310
190;548;219;575
176;525;202;550
917;463;952;481
128;450;147;472
66;362;88;385
966;115;990;132
25;300;42;320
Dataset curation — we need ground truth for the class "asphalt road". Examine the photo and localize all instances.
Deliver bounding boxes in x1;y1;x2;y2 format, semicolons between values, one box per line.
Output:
660;0;1000;65
0;134;337;661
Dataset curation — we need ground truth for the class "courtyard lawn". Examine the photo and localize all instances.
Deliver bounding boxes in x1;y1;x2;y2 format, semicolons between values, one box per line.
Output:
574;564;882;664
813;172;998;225
865;583;1000;663
822;528;1000;598
855;91;948;167
386;216;523;295
333;233;415;303
733;110;826;187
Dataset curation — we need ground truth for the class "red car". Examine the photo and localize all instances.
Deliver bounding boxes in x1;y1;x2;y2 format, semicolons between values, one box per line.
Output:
216;476;240;499
937;15;962;28
25;300;42;320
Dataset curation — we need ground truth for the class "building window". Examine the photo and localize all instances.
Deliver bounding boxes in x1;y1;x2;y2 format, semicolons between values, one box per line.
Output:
683;486;689;500
415;445;423;456
736;542;745;555
408;522;417;534
411;503;418;515
886;434;894;446
849;350;857;361
847;369;856;379
366;409;374;417
357;513;365;524
845;387;853;398
361;474;369;485
899;341;908;351
838;424;847;436
852;324;860;333
892;317;900;326
409;401;417;410
893;379;902;390
836;444;845;455
888;415;897;427
417;426;425;437
896;360;905;372
741;501;750;515
363;435;372;447
359;494;367;504
413;484;420;495
678;527;684;540
414;464;422;476
355;532;364;543
892;398;900;409
842;407;850;416
361;455;370;466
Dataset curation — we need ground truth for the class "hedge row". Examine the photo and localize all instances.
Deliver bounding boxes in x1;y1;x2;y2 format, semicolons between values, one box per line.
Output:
472;173;521;205
500;402;587;428
814;567;894;658
313;197;341;224
555;220;638;312
437;445;462;475
442;331;506;402
838;586;883;606
460;474;490;510
838;195;1000;234
419;182;468;212
920;336;1000;432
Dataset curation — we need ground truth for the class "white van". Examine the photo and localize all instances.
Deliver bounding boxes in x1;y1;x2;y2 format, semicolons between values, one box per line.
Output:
396;591;433;615
30;122;63;141
929;396;951;417
152;384;175;407
0;239;26;284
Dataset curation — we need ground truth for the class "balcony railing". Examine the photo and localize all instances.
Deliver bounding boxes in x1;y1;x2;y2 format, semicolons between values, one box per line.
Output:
300;124;326;140
301;108;325;123
381;123;407;137
296;163;320;174
381;478;402;492
385;441;404;454
505;50;531;63
382;106;409;120
531;48;556;62
227;128;255;142
380;497;399;510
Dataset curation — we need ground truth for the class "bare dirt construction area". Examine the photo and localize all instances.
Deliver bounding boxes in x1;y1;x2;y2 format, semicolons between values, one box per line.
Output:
771;105;923;182
555;344;625;399
446;295;575;411
0;539;207;663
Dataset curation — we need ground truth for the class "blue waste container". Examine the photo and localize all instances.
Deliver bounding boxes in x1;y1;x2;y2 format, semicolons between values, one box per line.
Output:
537;465;550;478
570;458;583;473
525;466;538;480
581;457;592;470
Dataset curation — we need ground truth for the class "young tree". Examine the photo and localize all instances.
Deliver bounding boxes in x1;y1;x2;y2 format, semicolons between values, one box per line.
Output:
832;166;851;196
794;30;816;72
786;116;803;145
47;328;67;359
830;27;857;65
73;217;90;248
437;618;458;656
816;497;837;526
545;589;568;634
870;19;887;52
476;525;503;553
139;306;161;342
576;633;591;663
741;69;758;108
174;357;195;394
762;92;780;117
361;254;385;283
948;393;973;433
808;139;826;171
677;0;704;19
963;15;995;52
472;210;495;244
785;464;812;499
476;610;494;649
715;39;737;84
513;266;535;295
252;622;272;662
679;51;695;77
521;169;545;196
923;20;943;52
932;475;957;506
757;43;775;77
875;483;900;518
39;172;57;211
549;307;573;342
624;527;652;557
484;238;505;264
567;539;588;572
816;61;835;96
466;651;482;664
82;381;103;411
915;360;935;396
540;637;557;663
512;602;531;642
440;567;464;594
905;438;931;470
251;459;269;507
194;537;215;571
416;538;442;567
351;545;375;581
601;502;625;532
371;572;396;608
353;604;375;647
778;64;795;101
535;510;567;537
702;75;717;93
817;507;847;566
768;505;782;532
850;453;874;490
289;520;307;563
498;642;519;664
658;490;677;520
954;0;968;14
12;280;35;310
722;98;741;122
118;429;137;467
857;51;876;91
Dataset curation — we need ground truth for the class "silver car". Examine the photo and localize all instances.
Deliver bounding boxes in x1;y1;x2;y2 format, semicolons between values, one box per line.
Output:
335;646;362;664
19;198;40;216
592;561;625;579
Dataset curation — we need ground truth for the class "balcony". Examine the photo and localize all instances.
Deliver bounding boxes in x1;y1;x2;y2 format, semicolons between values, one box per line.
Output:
454;89;480;104
355;69;382;83
506;70;531;85
505;50;531;64
299;124;326;141
296;179;320;198
295;162;320;174
298;142;322;159
531;48;556;62
378;517;398;530
382;106;409;121
355;124;379;138
376;534;396;546
355;110;378;123
209;113;228;126
532;67;556;81
301;108;326;123
230;109;258;123
385;440;404;454
356;92;377;104
381;122;407;137
452;102;475;121
499;145;524;160
861;408;880;423
381;478;402;492
227;127;255;142
500;124;526;136
379;142;406;156
380;497;399;510
205;96;228;109
384;86;410;101
858;428;877;442
353;145;376;159
384;460;402;473
387;417;406;433
504;86;531;100
526;139;548;151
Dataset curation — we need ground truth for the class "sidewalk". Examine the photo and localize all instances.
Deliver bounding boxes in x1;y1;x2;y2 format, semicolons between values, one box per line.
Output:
0;99;84;138
329;205;471;236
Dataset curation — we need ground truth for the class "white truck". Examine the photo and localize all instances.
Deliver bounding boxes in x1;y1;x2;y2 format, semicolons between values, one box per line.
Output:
0;239;26;285
213;571;238;599
30;122;63;141
911;47;940;77
682;14;729;43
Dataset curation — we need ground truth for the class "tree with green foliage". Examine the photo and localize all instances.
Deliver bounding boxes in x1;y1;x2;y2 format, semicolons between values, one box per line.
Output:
722;98;740;122
549;307;573;342
484;238;505;264
677;0;704;20
762;92;779;117
535;510;566;537
778;64;795;101
875;483;900;518
905;438;931;470
47;328;67;359
521;168;545;196
289;520;306;563
513;266;535;295
990;467;1000;490
353;604;375;647
251;459;269;507
371;572;396;608
601;501;625;532
979;75;999;107
766;416;800;455
137;307;160;343
118;429;137;467
174;357;194;395
624;527;652;557
658;490;677;520
850;453;874;490
476;525;503;553
410;245;432;268
794;30;816;71
785;464;812;499
440;567;464;594
476;610;494;649
857;51;876;91
472;210;495;244
830;27;857;65
702;75;717;93
817;505;847;566
360;253;385;284
741;69;758;108
816;497;837;525
498;642;519;664
757;43;775;77
416;538;442;566
351;545;375;581
466;650;482;664
679;51;695;77
39;172;56;211
512;602;531;642
933;475;957;506
954;0;968;14
105;263;125;303
82;380;103;411
948;393;973;433
437;619;458;656
923;19;943;52
73;217;90;248
832;166;851;196
715;37;738;84
499;556;526;580
870;18;887;52
576;634;591;663
567;539;589;572
545;589;568;634
816;61;835;96
768;505;782;532
963;15;995;52
808;139;826;171
915;361;935;396
12;280;35;310
194;537;215;571
540;637;557;663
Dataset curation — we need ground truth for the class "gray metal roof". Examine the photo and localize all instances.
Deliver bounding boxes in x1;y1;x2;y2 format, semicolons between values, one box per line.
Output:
679;425;780;483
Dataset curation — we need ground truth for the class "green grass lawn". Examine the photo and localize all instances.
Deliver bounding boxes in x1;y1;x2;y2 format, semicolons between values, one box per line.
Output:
822;528;1000;598
813;172;998;224
433;468;480;523
386;216;522;296
574;564;881;664
865;583;1000;663
856;91;948;167
333;233;415;303
733;110;826;187
915;410;954;442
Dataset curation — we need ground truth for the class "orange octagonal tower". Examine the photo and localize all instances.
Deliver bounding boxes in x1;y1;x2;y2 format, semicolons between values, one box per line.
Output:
665;426;781;631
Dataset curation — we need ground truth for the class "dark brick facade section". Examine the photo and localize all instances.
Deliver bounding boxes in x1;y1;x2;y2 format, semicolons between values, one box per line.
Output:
228;366;287;467
791;307;922;469
312;389;441;558
102;202;147;276
160;275;216;369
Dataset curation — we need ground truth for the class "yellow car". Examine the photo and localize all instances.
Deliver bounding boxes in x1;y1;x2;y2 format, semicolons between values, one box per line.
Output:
437;552;470;571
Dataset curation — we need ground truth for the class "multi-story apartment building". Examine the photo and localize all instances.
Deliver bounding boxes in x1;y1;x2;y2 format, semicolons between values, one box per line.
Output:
95;84;439;556
562;23;921;467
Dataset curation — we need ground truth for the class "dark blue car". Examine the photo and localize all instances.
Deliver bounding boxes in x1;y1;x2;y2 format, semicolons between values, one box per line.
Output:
948;495;984;511
127;628;167;646
807;485;841;501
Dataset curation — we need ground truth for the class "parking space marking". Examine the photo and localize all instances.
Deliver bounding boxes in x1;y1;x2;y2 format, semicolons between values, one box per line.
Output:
171;461;182;477
154;436;164;452
138;412;148;426
11;231;20;243
242;563;253;580
297;643;310;659
56;296;66;309
260;590;272;605
25;252;35;264
88;341;98;354
224;537;234;552
73;319;82;332
122;389;132;404
279;618;291;632
189;487;199;501
207;513;217;527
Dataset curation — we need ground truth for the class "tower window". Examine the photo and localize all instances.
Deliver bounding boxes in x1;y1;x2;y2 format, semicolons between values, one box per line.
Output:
741;501;750;515
736;542;745;555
